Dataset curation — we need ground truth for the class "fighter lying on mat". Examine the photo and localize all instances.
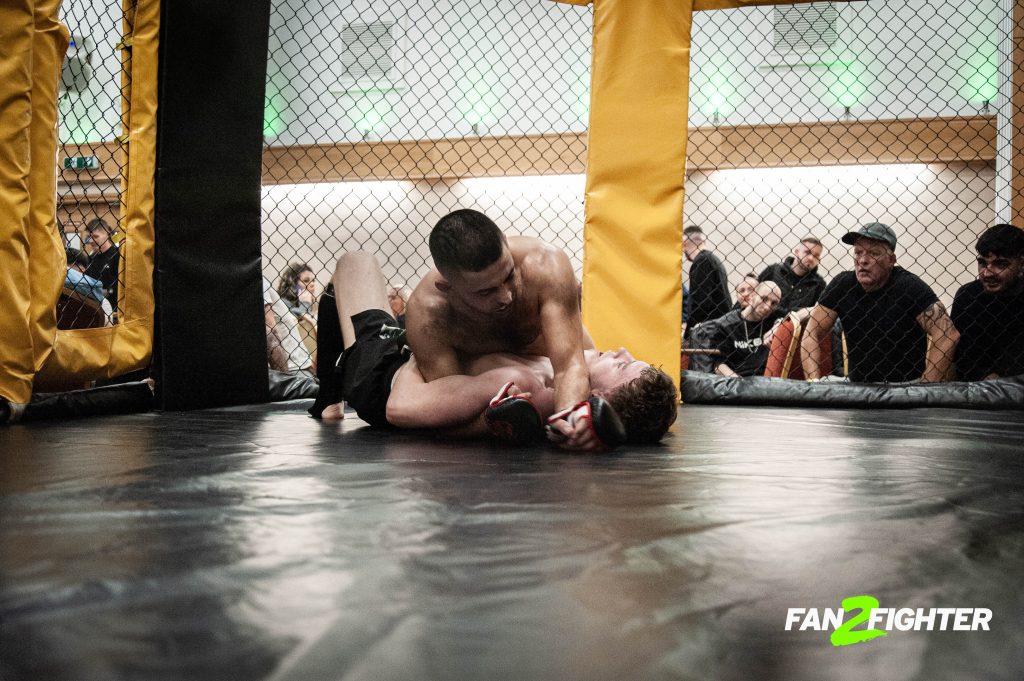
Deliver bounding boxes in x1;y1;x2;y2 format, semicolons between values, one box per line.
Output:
310;251;677;447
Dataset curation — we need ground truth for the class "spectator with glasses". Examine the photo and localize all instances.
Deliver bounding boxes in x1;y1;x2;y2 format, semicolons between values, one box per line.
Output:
951;224;1024;380
800;222;959;383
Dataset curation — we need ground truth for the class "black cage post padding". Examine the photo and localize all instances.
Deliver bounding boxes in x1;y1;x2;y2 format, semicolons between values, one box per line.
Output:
153;0;272;410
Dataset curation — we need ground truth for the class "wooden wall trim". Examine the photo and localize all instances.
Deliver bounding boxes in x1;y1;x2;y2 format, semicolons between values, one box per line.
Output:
258;116;995;185
57;115;996;188
685;116;995;170
261;133;590;184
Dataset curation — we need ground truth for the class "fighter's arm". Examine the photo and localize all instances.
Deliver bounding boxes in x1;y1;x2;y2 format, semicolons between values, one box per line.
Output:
916;301;959;383
533;251;609;452
535;249;591;410
800;303;838;380
403;293;463;382
385;357;552;432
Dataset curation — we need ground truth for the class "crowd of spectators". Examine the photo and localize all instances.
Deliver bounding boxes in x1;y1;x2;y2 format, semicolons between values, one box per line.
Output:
685;221;1023;385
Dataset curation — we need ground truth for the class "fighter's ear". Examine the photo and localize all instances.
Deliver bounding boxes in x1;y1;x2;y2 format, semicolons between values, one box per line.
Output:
435;278;451;293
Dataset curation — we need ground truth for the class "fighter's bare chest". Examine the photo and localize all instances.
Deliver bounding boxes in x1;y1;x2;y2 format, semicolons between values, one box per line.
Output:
449;315;544;354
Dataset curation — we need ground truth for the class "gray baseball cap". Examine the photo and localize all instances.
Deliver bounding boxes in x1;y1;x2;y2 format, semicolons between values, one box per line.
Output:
841;222;897;251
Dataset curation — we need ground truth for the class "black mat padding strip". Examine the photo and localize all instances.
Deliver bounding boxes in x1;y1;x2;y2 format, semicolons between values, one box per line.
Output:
22;381;155;421
680;371;1024;409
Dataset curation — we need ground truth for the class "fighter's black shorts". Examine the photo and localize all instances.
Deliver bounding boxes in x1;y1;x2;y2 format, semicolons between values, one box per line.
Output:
309;304;409;427
339;309;410;426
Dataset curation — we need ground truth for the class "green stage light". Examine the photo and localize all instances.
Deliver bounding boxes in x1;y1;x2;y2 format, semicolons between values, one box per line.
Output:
263;82;285;138
961;39;999;105
695;53;739;122
822;58;868;110
457;65;500;128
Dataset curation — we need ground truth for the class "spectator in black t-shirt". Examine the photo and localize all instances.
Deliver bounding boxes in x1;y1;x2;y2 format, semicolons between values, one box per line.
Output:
800;222;958;383
683;225;730;335
758;236;827;315
689;281;783;376
951;224;1024;380
82;218;120;311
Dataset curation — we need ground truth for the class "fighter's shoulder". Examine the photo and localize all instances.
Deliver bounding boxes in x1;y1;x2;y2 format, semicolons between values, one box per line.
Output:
510;237;571;281
407;278;451;333
409;274;444;308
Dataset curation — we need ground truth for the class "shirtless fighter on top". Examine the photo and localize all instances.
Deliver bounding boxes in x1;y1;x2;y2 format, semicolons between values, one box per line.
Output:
405;209;618;451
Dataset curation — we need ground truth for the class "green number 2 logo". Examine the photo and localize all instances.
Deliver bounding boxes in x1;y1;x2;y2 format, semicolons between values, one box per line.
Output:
831;595;888;647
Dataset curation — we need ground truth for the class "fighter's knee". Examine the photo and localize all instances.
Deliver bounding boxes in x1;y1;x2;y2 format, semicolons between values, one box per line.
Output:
335;250;378;276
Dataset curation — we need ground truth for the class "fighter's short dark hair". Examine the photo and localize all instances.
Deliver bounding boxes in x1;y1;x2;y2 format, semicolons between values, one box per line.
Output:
429;209;505;273
976;224;1024;259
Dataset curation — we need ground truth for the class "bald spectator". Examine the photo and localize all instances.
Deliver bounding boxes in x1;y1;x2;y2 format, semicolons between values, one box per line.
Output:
801;223;958;383
690;281;783;377
951;224;1024;380
684;225;731;334
758;236;827;315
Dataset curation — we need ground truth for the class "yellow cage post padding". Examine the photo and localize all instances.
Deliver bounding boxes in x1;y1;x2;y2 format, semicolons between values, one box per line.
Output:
0;1;54;405
28;0;70;376
554;0;821;388
34;0;159;390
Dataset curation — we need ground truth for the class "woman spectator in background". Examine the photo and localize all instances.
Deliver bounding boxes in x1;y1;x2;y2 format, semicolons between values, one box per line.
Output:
277;262;319;318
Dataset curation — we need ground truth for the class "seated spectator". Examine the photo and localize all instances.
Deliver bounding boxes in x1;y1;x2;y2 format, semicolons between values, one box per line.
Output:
758;236;827;315
731;272;759;311
387;284;409;327
64;247;113;322
277;262;319;317
951;224;1024;380
683;225;731;335
801;223;958;383
689;281;783;377
264;277;315;377
65;248;101;300
82;218;120;310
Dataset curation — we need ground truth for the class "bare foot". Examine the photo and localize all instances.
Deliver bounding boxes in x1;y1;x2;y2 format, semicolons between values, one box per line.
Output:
321;401;345;421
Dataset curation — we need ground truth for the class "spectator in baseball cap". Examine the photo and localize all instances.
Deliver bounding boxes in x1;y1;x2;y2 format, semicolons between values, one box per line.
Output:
800;222;958;384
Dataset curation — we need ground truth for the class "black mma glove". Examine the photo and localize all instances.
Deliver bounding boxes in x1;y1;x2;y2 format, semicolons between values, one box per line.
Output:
484;381;545;445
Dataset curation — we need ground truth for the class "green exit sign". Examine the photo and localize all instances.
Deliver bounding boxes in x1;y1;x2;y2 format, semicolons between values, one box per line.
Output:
63;155;99;170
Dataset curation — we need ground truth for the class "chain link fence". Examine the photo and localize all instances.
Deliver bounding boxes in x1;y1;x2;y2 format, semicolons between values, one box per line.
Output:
260;0;1021;386
56;1;1020;386
57;2;128;330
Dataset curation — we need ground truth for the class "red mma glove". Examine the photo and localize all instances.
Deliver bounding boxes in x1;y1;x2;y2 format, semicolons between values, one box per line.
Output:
546;396;627;450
